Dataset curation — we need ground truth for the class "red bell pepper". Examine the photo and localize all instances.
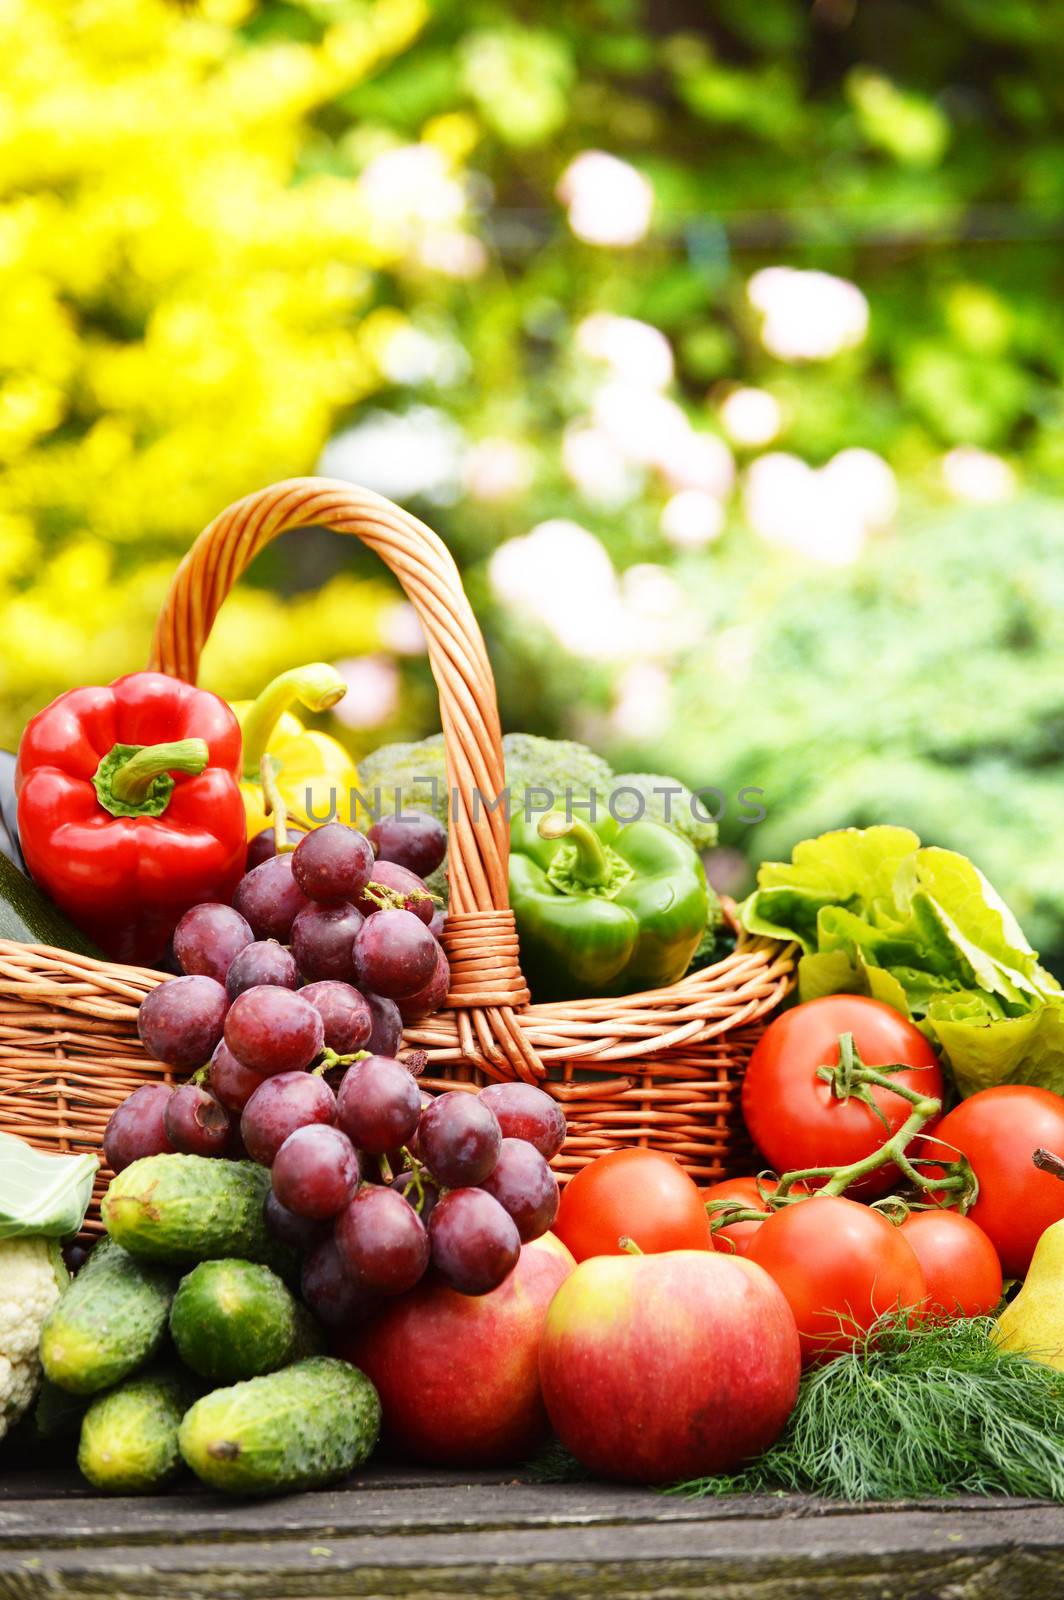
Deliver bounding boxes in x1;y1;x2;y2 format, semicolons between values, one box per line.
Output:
16;672;247;964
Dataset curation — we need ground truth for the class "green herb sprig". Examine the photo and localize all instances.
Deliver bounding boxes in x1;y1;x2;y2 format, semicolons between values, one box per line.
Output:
673;1314;1064;1502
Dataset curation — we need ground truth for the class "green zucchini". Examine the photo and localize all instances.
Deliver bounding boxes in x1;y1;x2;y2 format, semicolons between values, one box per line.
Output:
39;1237;175;1395
179;1357;380;1496
78;1366;196;1493
0;851;101;956
102;1155;296;1276
170;1259;299;1383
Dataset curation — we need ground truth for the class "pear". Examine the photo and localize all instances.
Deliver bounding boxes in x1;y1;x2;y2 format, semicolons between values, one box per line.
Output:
996;1218;1064;1370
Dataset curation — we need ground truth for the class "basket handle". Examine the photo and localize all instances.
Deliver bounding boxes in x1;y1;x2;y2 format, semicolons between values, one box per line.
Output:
149;477;543;1080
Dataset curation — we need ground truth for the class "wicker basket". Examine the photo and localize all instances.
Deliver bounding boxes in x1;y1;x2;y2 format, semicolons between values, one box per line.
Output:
0;478;794;1221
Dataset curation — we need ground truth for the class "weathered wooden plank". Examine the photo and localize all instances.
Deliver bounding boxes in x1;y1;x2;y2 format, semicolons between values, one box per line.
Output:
1;1482;1064;1600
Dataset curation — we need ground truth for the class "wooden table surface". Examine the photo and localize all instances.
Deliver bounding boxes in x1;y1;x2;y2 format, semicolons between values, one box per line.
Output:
1;1465;1062;1600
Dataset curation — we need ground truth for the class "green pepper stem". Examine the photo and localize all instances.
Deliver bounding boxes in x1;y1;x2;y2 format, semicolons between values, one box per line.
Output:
240;663;348;779
538;813;611;887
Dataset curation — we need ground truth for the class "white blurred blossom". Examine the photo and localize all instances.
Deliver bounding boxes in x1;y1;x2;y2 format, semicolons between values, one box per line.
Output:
557;151;654;247
416;232;488;279
380;602;426;656
319;408;465;503
562;422;642;508
332;656;400;728
719;387;782;447
464;439;535;503
941;446;1017;504
489;524;692;660
609;662;672;740
743;448;897;565
576;313;674;389
378;325;469;387
360;145;466;234
661;489;726;548
748;267;869;361
657;429;736;498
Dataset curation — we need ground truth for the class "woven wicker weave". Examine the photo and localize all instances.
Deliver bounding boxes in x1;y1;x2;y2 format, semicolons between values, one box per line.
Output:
0;479;794;1219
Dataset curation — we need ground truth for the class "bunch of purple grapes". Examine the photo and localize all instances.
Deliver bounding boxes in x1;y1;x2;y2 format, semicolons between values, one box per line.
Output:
104;812;449;1174
102;808;569;1320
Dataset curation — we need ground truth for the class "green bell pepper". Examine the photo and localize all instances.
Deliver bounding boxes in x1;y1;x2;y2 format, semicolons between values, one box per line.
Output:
508;810;710;1002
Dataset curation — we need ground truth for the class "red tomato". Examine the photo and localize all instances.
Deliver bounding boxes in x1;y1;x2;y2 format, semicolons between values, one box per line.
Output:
742;996;944;1198
701;1176;810;1256
554;1150;713;1262
920;1086;1064;1279
898;1210;1002;1319
746;1194;926;1366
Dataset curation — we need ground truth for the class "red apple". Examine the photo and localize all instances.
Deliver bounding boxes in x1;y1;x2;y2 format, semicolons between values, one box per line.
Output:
337;1231;575;1466
539;1249;800;1484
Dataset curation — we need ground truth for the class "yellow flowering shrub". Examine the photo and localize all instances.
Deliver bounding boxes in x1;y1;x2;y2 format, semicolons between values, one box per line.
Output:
0;0;430;743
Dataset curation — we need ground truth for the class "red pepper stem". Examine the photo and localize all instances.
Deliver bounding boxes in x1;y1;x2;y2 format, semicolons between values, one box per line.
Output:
93;738;210;818
109;740;208;802
240;664;347;780
538;813;610;886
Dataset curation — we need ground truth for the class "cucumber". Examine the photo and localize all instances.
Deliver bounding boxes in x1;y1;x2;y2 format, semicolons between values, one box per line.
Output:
170;1259;299;1383
0;849;101;956
102;1155;296;1275
179;1357;380;1496
39;1237;175;1395
78;1367;195;1493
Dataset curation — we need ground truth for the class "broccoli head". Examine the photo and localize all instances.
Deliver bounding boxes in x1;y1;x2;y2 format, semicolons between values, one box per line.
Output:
611;773;719;852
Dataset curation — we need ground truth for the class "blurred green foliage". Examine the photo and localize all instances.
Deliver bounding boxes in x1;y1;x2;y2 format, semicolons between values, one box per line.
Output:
2;0;1062;966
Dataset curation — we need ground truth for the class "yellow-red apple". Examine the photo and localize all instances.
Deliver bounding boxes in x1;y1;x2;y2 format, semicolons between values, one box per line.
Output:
539;1248;800;1483
338;1230;575;1466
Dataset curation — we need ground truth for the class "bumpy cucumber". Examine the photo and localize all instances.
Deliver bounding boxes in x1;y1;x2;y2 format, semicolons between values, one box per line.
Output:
39;1238;174;1395
102;1155;295;1274
78;1367;196;1493
179;1357;380;1496
170;1259;299;1383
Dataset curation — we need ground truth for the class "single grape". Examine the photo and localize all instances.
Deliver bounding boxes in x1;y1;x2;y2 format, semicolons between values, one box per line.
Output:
301;1237;378;1329
208;1039;265;1112
418;1091;501;1188
103;1084;174;1173
391;1166;440;1223
365;992;403;1057
232;854;310;942
396;945;450;1023
353;909;438;999
337;1055;422;1155
162;1083;231;1158
291;823;375;903
241;1071;336;1166
224;987;325;1075
429;907;447;942
173;903;254;984
62;1242;89;1275
263;1189;326;1252
246;827;307;869
429;1189;521;1296
334;1186;429;1296
225;940;299;1002
300;980;373;1055
290;902;363;984
368;811;447;879
353;861;435;926
477;1082;567;1161
479;1138;559;1241
272;1124;361;1220
137;975;229;1069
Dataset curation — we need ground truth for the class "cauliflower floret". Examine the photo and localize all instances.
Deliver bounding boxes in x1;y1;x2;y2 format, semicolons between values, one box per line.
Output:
0;1237;67;1440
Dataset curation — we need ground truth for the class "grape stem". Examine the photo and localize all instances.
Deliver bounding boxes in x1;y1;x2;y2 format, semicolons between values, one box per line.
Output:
361;880;437;912
704;1031;978;1235
316;1047;370;1076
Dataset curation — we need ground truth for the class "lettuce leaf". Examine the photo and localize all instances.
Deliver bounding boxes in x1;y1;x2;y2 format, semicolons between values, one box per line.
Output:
740;826;1064;1098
